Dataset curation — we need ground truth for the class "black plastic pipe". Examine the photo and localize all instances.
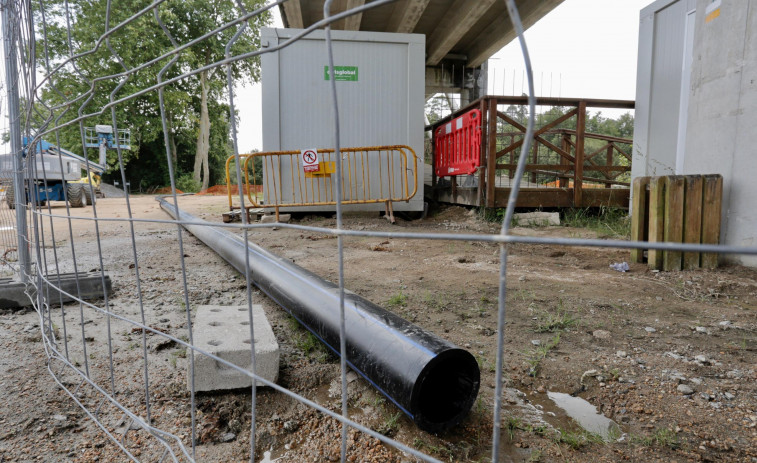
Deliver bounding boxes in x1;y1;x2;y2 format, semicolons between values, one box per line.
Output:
158;198;480;433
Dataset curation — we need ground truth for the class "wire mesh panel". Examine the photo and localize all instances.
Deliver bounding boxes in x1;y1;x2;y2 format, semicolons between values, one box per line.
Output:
1;1;756;462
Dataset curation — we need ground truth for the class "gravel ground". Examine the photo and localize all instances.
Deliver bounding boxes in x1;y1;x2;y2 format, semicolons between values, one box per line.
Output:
0;195;755;462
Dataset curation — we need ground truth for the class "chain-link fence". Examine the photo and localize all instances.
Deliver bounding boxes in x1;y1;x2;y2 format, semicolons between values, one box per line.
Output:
2;0;756;462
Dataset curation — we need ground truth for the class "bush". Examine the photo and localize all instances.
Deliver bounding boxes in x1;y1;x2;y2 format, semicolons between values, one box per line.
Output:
175;173;202;193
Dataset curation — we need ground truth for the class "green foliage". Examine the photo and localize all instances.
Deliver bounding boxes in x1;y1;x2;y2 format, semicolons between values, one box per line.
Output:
386;290;408;308
34;0;270;189
534;303;579;333
555;428;604;450
524;333;561;377
175;173;202;193
630;428;680;449
563;207;631;239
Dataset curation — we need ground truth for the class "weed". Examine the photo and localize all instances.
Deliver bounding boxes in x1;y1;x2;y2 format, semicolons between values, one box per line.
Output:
534;301;579;333
423;291;447;311
563;206;630;239
286;315;331;362
630;428;679;449
169;349;186;368
386;290;408;308
527;449;543;462
555;428;604;450
377;412;402;437
475;354;496;373
505;416;521;440
413;438;454;459
524;334;561;376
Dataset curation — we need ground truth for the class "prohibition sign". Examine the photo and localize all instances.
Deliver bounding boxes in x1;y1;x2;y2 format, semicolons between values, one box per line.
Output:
301;149;320;172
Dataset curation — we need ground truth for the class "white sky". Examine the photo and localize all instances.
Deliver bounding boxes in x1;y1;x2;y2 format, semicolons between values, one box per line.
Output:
235;0;651;153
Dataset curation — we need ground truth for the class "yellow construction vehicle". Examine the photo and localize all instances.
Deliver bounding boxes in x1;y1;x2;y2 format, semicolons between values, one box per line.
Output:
69;171;103;202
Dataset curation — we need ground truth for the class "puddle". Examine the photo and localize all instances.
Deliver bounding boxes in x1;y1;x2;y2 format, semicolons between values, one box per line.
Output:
540;391;620;440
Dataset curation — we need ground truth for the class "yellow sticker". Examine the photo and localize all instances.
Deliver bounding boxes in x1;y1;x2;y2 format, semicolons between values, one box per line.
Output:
706;8;720;23
706;0;721;23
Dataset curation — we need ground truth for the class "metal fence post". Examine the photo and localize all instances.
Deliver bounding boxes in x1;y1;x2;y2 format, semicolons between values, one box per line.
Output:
2;0;31;282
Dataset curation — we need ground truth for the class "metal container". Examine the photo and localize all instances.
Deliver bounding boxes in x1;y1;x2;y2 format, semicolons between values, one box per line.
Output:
261;27;425;212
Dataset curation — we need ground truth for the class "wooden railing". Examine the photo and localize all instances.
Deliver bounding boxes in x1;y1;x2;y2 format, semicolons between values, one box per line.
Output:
427;96;635;209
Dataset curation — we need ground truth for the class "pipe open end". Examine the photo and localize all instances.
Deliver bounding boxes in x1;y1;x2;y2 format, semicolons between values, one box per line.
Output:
411;349;481;433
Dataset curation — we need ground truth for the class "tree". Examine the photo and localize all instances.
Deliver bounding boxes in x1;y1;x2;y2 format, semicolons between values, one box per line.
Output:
33;0;269;189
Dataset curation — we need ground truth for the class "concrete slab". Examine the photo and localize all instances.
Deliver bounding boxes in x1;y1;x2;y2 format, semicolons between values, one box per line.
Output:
190;304;279;392
260;214;291;224
0;271;112;309
513;211;560;227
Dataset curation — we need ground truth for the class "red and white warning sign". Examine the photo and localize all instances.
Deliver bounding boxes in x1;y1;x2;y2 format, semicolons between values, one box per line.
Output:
301;149;320;173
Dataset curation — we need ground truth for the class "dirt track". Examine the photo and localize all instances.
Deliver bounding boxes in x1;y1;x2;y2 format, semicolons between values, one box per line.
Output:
0;194;755;462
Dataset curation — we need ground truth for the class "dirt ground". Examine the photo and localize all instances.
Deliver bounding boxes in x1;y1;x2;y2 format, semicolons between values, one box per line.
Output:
0;194;755;462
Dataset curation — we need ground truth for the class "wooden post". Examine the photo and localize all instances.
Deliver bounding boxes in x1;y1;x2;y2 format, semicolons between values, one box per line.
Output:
630;176;650;263
477;98;487;207
605;145;613;188
663;176;685;271
573;101;586;207
683;175;703;270
530;140;539;184
559;134;570;188
647;176;666;270
509;135;515;180
701;174;723;268
487;98;498;207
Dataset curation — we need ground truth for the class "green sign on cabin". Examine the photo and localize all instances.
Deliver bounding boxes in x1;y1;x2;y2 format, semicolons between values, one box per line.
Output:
324;66;359;81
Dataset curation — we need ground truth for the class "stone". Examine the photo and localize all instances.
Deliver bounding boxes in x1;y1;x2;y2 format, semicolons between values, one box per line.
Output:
724;392;735;400
644;327;656;333
531;340;541;346
260;214;291;224
512;211;560;227
593;330;611;339
694;355;709;364
190;305;279;392
221;433;236;443
677;384;694;395
616;350;627;358
695;326;709;334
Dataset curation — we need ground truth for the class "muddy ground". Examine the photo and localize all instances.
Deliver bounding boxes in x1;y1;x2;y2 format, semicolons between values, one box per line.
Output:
0;194;755;462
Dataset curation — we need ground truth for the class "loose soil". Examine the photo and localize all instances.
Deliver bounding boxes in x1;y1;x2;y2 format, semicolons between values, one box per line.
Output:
0;195;755;462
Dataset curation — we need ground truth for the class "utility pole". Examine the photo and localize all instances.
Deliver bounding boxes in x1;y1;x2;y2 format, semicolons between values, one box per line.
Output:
2;0;31;282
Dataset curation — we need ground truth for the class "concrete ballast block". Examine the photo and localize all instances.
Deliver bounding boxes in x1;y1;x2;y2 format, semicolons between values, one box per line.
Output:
190;305;279;392
513;211;560;227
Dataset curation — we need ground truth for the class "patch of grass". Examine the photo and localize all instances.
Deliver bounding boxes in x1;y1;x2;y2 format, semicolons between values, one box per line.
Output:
505;416;521;440
555;428;604;450
386;290;408;308
423;291;447;311
169;349;186;368
524;333;561;377
377;412;402;437
413;438;454;459
527;449;543;462
286;315;331;362
534;305;579;333
563;206;630;239
630;428;679;449
475;354;496;373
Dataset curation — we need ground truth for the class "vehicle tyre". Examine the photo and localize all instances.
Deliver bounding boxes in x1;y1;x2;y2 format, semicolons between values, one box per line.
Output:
83;185;95;206
67;183;85;207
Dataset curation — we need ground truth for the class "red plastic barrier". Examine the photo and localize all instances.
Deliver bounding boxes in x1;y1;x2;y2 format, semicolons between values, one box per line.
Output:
434;109;482;177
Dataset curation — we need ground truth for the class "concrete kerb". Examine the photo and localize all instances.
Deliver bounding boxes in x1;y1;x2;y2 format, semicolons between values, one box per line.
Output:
189;304;279;392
